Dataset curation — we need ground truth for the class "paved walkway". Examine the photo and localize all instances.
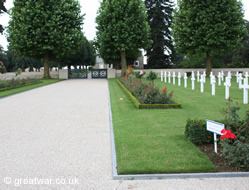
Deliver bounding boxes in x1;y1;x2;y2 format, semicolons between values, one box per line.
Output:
0;80;248;190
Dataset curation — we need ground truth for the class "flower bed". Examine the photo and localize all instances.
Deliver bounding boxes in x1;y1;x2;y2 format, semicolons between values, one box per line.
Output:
118;77;181;109
0;77;41;92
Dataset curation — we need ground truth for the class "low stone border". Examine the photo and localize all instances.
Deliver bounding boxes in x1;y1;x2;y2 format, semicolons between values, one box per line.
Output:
117;80;181;109
107;81;249;180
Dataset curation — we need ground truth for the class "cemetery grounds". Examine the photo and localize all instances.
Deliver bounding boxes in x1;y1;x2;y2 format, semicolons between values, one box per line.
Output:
108;77;248;174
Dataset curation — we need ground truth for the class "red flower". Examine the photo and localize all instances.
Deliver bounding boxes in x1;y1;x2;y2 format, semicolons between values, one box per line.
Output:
162;88;166;92
132;82;134;84
235;167;238;170
124;76;127;78
239;128;241;130
131;87;133;90
220;129;237;140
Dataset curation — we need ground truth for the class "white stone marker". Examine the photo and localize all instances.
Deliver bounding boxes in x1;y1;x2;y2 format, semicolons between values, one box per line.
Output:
218;72;222;86
184;73;188;88
197;71;200;82
211;75;216;96
238;73;243;89
221;71;224;81
227;71;232;80
173;72;176;85
236;71;239;83
245;72;249;81
161;71;163;82
210;72;213;85
224;76;231;100
168;71;171;83
178;72;181;86
200;74;205;93
191;71;195;90
203;71;206;83
241;77;249;104
164;71;167;83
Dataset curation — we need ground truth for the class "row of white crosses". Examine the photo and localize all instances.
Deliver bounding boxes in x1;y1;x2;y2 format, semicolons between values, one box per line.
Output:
160;70;249;104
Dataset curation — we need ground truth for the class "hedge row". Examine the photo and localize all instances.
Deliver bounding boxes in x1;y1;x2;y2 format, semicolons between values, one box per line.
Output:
117;80;181;109
0;81;42;92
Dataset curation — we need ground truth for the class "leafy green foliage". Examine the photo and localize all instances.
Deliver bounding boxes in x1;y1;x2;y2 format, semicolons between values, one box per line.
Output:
96;0;151;75
146;71;157;85
172;0;247;74
220;101;249;168
145;0;174;68
8;0;84;78
185;119;214;145
62;35;96;68
0;0;7;34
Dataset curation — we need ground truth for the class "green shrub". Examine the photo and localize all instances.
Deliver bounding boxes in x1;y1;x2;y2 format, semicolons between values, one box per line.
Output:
146;71;157;85
185;119;213;145
220;101;249;168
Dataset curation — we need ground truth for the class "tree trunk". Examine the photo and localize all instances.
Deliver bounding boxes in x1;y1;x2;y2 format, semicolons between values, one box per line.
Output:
58;61;62;70
43;53;51;78
206;52;212;76
121;51;127;77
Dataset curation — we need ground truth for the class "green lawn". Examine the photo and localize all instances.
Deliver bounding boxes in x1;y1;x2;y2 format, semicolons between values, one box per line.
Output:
108;77;248;174
0;79;63;98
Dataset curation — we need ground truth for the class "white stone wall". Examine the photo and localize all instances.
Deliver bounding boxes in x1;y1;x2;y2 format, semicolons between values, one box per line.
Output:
0;71;59;80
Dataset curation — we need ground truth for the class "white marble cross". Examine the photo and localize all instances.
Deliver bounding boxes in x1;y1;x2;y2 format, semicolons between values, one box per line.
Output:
203;71;206;83
238;73;243;89
197;71;200;82
224;76;231;100
241;77;249;104
164;71;167;83
211;75;216;96
191;71;195;90
235;71;239;83
168;71;171;83
245;72;249;80
221;71;224;81
178;72;181;86
210;72;213;85
200;74;205;93
184;73;188;88
173;72;176;85
218;72;222;86
227;71;232;80
161;71;163;82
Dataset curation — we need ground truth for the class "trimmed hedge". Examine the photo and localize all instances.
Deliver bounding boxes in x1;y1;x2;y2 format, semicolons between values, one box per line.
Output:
185;119;214;145
0;81;42;92
117;80;181;109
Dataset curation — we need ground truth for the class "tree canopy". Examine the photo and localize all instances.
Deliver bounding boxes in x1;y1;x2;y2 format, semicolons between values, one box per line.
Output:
145;0;174;68
172;0;247;75
8;0;84;78
96;0;151;76
0;0;7;34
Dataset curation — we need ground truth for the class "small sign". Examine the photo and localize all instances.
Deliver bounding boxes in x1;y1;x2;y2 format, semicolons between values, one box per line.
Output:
206;120;225;154
206;120;224;135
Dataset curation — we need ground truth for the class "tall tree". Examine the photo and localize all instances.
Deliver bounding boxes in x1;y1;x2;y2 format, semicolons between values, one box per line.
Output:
96;0;151;76
8;0;84;78
172;0;247;75
145;0;174;68
0;0;7;34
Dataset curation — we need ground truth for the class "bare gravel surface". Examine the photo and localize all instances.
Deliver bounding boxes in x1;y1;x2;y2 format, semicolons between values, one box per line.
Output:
0;79;248;190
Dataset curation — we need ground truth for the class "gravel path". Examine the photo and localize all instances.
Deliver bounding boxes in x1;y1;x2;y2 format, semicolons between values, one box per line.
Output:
0;79;248;190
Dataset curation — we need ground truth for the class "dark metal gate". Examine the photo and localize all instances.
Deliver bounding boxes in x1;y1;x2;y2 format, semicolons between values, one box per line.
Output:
91;69;107;79
68;69;107;79
68;69;87;79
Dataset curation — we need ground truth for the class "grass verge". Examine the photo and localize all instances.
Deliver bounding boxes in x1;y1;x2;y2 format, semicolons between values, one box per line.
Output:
0;79;63;98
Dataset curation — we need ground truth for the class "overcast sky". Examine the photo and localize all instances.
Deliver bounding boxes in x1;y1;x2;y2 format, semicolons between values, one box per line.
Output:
1;0;249;50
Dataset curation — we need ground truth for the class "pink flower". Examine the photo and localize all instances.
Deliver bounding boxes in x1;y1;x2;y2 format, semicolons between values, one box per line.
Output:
140;70;144;75
239;128;241;130
132;82;134;84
